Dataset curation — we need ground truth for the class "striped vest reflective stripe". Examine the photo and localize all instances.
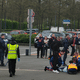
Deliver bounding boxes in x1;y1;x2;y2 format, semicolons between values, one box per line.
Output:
68;64;78;70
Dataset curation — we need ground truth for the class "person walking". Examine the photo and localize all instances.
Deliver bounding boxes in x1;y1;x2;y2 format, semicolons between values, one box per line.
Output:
0;34;6;66
43;36;49;58
5;37;20;77
36;34;44;58
63;34;70;66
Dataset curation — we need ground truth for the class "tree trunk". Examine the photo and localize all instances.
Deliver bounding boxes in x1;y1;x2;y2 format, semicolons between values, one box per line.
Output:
0;0;4;32
78;19;79;29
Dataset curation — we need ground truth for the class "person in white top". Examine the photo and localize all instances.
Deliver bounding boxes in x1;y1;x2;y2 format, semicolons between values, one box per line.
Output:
43;36;49;58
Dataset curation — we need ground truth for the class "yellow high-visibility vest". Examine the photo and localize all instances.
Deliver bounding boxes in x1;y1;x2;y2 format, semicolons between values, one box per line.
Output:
68;64;78;70
7;44;19;59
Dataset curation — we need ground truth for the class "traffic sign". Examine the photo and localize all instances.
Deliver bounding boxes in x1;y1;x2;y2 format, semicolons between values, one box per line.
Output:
27;16;29;23
27;9;35;23
63;19;70;24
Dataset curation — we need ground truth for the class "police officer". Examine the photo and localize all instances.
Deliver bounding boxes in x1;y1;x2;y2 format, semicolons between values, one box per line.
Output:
36;34;44;58
0;34;6;66
63;34;70;66
5;37;20;77
68;60;78;74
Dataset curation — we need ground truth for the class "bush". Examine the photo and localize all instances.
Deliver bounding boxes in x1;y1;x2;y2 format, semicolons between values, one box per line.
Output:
0;19;27;30
12;34;37;43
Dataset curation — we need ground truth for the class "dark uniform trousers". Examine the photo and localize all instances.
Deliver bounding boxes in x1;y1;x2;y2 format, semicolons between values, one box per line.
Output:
0;52;4;65
53;51;59;70
8;59;16;74
37;47;43;58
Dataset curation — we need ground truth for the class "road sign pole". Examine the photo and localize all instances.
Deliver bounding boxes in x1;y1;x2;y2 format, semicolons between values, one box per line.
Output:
29;9;32;56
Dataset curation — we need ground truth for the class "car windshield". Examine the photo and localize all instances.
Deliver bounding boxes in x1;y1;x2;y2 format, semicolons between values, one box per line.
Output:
42;30;51;33
26;30;36;33
10;31;19;34
50;32;63;37
37;32;50;37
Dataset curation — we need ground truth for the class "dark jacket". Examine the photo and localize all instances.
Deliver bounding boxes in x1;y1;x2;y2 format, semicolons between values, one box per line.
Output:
70;37;78;46
63;38;69;49
48;37;56;47
5;41;20;58
51;40;62;52
0;37;5;53
76;37;80;45
36;37;44;47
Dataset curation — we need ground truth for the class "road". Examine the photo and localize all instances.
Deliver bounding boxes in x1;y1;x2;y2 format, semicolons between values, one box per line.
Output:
0;46;79;80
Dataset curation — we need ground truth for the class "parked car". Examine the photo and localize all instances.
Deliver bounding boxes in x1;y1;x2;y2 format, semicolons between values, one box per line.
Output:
34;31;65;48
67;31;77;36
10;30;25;35
42;30;51;33
48;32;65;39
0;33;12;45
25;29;39;34
66;29;71;32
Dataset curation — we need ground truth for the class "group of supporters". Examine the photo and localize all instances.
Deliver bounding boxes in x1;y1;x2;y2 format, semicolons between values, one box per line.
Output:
36;33;80;74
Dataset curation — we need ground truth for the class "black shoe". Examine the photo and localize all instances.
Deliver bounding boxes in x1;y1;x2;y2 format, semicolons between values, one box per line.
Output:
10;73;12;77
44;66;47;71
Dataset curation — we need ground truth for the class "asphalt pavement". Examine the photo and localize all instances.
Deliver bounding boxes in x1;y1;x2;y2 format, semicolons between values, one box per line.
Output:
0;46;79;80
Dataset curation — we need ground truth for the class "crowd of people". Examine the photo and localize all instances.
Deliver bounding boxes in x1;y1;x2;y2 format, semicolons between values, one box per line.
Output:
36;33;80;74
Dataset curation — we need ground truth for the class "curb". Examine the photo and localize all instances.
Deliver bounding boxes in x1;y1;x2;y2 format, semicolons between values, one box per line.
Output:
18;43;34;46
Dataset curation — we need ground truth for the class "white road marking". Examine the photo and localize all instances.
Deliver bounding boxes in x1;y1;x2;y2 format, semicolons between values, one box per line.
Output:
0;68;43;71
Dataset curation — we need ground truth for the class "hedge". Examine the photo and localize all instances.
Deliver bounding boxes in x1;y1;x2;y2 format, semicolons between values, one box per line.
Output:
1;19;27;29
12;34;37;43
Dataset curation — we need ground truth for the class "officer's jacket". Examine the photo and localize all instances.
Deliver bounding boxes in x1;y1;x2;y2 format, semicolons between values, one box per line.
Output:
76;37;80;45
63;38;69;49
7;44;19;59
36;37;44;47
0;37;5;52
48;37;56;47
5;41;20;59
68;63;78;70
